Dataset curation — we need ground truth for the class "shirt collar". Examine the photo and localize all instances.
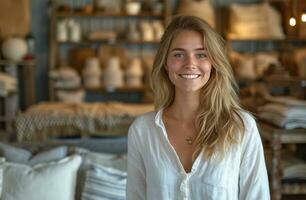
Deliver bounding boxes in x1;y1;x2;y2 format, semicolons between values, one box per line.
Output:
154;109;164;128
154;109;169;138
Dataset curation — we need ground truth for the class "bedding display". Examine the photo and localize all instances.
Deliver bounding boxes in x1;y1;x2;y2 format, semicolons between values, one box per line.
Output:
82;163;126;200
15;102;154;142
0;141;127;200
258;97;306;129
1;155;82;200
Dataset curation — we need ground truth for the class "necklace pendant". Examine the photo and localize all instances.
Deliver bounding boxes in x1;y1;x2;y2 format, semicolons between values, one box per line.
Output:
186;137;193;145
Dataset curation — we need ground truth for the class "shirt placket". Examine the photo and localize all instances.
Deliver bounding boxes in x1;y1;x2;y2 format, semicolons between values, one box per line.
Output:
180;174;191;200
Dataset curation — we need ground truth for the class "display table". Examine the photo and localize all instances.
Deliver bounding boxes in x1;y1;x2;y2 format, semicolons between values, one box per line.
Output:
258;121;306;200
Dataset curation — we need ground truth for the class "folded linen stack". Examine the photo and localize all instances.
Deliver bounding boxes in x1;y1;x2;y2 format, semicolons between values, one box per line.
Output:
0;72;17;97
49;67;81;89
82;164;127;200
258;96;306;129
265;150;306;183
281;152;306;183
282;153;306;183
0;142;128;200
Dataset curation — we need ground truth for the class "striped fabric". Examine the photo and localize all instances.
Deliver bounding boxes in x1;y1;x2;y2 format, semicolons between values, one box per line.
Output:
82;163;127;200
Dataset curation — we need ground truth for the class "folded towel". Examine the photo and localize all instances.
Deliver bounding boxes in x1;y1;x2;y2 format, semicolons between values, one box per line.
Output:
282;153;306;181
82;164;127;200
258;103;306;119
258;112;306;129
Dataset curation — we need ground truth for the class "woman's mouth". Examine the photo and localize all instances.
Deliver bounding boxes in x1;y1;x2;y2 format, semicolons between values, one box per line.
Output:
179;74;201;79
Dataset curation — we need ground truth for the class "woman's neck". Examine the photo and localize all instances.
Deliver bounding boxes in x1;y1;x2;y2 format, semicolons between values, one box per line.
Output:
166;91;200;122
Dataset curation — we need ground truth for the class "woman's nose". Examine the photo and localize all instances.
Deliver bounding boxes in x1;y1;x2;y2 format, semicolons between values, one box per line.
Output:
184;55;197;68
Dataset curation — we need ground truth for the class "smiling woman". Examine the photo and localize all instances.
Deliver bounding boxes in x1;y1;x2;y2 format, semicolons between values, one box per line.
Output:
166;30;212;93
126;15;270;200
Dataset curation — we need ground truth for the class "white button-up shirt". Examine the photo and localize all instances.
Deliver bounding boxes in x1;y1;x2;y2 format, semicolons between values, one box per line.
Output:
126;110;270;200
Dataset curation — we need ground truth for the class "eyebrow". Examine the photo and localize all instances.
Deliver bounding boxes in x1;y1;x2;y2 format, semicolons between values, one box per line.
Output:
170;48;206;51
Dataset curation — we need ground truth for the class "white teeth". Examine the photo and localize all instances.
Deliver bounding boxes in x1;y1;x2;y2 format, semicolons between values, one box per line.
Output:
179;74;200;79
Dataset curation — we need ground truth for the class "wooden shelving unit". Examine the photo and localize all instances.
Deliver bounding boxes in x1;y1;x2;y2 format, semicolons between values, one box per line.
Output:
263;76;306;99
258;121;306;200
54;85;147;92
48;0;171;102
0;59;36;66
56;40;161;45
0;59;36;141
84;86;147;92
254;70;306;200
55;11;165;18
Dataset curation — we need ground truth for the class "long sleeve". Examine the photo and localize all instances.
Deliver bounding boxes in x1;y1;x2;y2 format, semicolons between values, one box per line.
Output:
239;119;270;200
126;123;146;200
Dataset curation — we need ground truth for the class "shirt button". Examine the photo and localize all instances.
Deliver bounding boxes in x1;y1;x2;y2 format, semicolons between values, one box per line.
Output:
180;184;185;191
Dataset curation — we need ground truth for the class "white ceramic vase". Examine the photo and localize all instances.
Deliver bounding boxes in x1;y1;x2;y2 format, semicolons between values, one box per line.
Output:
125;57;143;87
83;57;102;88
104;57;124;88
1;37;28;62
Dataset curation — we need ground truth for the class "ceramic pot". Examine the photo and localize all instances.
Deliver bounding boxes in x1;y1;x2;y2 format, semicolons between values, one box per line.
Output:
83;57;102;88
125;2;141;15
57;20;68;42
104;57;124;88
1;37;28;61
125;58;143;87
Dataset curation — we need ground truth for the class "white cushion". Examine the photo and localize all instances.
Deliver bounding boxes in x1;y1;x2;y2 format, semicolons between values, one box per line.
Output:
0;142;31;163
1;155;82;200
0;142;68;165
28;145;68;165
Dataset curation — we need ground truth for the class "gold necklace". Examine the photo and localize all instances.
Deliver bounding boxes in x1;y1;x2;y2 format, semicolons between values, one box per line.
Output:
185;137;194;145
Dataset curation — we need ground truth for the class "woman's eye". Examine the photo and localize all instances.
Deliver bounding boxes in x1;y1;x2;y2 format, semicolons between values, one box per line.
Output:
196;53;207;59
173;53;184;58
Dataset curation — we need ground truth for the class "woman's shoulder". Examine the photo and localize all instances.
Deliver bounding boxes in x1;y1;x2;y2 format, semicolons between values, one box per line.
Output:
237;110;256;130
128;111;158;143
130;110;157;130
236;110;262;147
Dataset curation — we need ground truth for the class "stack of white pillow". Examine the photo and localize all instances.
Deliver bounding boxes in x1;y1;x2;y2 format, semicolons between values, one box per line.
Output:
0;142;127;200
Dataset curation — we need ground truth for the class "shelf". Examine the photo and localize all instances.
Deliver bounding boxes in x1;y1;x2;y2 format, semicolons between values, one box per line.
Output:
0;91;18;98
258;122;306;144
54;86;147;93
57;40;160;45
55;11;164;18
48;0;170;101
0;59;36;66
258;121;306;199
282;183;306;195
85;86;147;93
264;76;306;88
237;76;306;88
228;38;306;52
265;0;287;2
228;39;306;43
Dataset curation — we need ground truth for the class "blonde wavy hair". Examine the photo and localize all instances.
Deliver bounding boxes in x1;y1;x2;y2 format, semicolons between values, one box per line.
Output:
151;15;245;160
